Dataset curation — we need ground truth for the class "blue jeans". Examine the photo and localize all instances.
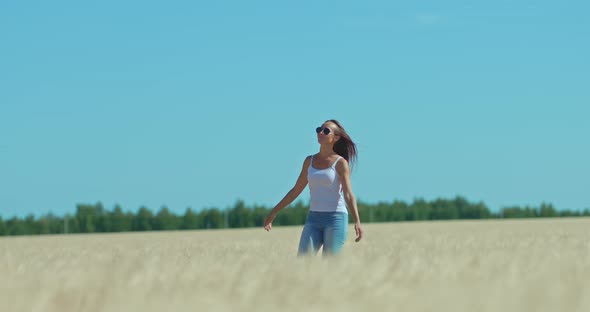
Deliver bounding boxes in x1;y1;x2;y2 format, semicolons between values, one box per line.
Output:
297;211;348;256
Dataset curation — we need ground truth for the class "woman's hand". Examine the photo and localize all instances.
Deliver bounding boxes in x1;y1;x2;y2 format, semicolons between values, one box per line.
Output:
263;213;276;231
354;222;363;242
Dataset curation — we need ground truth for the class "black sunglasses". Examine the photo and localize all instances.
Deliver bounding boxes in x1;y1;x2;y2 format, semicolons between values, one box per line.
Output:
315;126;334;135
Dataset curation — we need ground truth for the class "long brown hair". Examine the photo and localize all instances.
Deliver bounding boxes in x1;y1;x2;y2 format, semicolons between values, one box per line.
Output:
326;119;357;170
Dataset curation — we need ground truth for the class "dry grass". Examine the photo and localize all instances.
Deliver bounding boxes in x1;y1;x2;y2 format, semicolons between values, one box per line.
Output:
2;218;590;312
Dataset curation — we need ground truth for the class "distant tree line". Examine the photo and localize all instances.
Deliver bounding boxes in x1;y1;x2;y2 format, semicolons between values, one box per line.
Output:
1;196;589;236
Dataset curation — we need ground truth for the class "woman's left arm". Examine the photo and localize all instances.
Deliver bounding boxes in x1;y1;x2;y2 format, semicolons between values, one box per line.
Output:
336;159;363;242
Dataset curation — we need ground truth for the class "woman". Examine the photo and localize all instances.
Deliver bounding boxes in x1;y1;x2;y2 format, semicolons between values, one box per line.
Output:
263;119;363;256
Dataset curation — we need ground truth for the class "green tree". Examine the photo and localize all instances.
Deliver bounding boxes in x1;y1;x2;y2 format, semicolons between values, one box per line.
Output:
44;213;65;234
561;209;581;217
96;213;112;232
153;206;179;231
501;206;520;218
37;215;51;235
200;208;224;229
464;201;491;219
501;206;536;218
538;202;557;217
410;198;431;221
110;205;131;232
133;206;153;231
6;217;27;235
67;213;81;233
357;200;371;223
390;200;408;222
181;207;199;230
75;202;105;233
24;214;39;234
431;198;459;220
0;216;6;235
228;199;249;228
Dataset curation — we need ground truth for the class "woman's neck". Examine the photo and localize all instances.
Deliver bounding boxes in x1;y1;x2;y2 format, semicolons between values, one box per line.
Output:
318;144;335;157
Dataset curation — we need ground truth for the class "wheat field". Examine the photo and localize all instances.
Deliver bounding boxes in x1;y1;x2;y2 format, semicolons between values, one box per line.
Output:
2;217;590;312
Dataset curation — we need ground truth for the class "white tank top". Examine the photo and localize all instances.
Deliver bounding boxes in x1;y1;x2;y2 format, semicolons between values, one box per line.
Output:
307;155;348;214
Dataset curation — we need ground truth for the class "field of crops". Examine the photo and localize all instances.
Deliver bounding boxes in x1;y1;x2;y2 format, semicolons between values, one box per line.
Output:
2;218;589;312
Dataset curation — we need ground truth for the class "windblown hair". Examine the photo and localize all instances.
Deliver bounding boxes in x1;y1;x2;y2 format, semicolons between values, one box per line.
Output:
326;119;357;170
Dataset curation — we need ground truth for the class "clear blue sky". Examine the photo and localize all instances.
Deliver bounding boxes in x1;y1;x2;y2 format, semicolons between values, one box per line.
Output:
1;1;589;218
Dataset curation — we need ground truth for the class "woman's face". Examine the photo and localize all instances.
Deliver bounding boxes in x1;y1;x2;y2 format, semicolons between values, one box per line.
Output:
316;122;340;145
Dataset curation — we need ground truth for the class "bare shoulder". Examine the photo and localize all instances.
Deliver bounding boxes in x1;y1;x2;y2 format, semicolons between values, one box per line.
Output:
335;157;350;174
303;155;312;169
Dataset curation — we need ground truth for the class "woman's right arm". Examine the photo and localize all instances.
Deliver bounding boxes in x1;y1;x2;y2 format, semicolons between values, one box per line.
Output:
263;156;311;231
